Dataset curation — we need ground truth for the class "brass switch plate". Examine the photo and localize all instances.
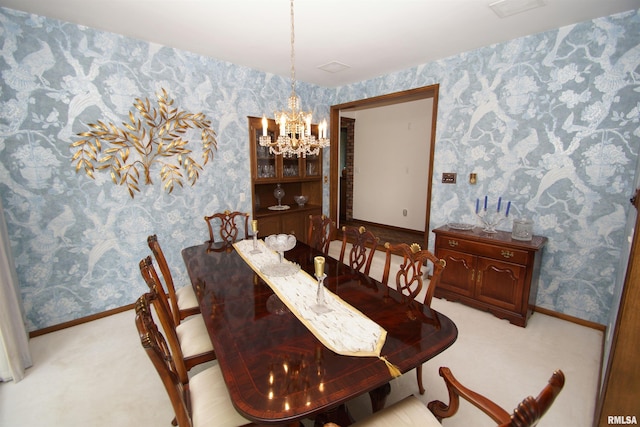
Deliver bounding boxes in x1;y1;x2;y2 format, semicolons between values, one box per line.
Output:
442;173;457;184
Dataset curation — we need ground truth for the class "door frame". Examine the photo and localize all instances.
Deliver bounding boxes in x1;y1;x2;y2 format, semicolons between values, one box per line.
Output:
329;84;439;249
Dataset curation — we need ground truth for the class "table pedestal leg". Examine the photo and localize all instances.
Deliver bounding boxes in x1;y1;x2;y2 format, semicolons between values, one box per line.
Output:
312;382;391;427
369;382;392;413
313;404;353;427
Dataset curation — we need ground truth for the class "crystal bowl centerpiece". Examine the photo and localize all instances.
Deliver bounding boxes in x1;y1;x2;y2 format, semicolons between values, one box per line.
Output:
293;195;308;207
262;234;299;277
264;234;297;254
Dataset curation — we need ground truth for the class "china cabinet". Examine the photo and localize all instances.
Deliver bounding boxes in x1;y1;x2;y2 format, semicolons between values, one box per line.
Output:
248;116;323;243
432;225;547;327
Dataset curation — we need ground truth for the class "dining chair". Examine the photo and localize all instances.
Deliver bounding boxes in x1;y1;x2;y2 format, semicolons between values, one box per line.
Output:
381;242;446;395
204;210;250;244
134;293;254;427
139;257;216;384
323;367;565;427
147;234;200;326
339;225;379;276
308;214;337;254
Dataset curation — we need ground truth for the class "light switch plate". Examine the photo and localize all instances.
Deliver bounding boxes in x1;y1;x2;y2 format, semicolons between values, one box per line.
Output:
442;173;457;184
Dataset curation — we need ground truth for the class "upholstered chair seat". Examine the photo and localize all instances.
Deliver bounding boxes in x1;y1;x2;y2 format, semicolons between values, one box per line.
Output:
189;365;254;427
174;284;198;314
174;315;214;359
349;395;440;427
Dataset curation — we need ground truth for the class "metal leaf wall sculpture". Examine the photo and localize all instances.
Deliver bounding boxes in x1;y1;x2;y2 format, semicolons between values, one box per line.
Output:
71;88;217;198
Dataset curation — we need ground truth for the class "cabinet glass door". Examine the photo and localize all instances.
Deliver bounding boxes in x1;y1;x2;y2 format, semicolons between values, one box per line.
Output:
304;153;321;178
255;129;276;179
282;155;301;179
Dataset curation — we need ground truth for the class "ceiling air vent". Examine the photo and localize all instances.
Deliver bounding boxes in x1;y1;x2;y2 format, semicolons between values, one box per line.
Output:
489;0;545;18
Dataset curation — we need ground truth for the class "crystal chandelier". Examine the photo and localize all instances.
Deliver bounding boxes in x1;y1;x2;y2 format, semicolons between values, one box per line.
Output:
259;0;329;158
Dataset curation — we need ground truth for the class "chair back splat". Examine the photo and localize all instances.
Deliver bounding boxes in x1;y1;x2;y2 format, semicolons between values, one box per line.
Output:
139;258;189;383
135;293;191;426
204;210;250;245
308;214;337;254
381;242;446;394
382;242;446;308
147;234;200;325
339;225;379;276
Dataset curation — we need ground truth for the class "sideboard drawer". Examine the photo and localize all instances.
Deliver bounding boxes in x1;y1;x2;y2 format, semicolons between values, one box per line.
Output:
437;236;528;264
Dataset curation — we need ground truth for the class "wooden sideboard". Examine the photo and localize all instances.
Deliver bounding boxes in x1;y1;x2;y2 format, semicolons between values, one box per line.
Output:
433;225;547;327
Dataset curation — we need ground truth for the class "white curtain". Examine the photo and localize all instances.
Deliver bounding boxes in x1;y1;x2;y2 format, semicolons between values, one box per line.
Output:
0;197;32;382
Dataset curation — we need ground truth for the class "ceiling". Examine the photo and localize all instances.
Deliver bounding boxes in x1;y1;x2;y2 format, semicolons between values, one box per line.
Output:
0;0;637;87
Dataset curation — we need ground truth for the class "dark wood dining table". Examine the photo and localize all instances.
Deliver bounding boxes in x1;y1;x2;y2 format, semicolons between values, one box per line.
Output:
181;240;458;426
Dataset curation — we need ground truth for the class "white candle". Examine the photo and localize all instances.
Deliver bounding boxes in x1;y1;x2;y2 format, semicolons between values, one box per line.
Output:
261;116;267;137
306;116;311;136
314;256;325;277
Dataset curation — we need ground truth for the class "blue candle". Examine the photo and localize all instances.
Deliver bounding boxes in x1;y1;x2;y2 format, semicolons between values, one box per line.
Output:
497;197;502;212
484;196;487;211
505;201;511;217
475;198;479;214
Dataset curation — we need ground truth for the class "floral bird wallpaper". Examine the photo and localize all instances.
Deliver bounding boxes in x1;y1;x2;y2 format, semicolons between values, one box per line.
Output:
0;7;638;330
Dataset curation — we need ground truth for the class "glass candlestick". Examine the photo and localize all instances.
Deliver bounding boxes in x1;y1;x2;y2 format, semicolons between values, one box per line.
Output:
311;256;330;314
251;231;261;254
250;220;261;253
311;273;331;314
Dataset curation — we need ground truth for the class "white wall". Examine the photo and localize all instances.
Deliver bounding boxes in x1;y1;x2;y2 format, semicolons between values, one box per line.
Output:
351;98;433;231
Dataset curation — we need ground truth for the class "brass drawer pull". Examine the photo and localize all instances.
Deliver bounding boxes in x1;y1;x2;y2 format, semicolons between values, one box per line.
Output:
448;240;458;247
501;250;514;259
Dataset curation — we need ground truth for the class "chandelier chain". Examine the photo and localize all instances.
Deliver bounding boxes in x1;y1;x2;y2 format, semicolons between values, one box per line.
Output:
290;0;296;95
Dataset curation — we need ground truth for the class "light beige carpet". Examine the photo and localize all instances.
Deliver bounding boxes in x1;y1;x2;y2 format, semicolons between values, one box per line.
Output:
0;297;602;427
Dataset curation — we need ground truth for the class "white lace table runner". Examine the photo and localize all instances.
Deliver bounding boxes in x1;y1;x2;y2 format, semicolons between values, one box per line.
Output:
233;239;399;376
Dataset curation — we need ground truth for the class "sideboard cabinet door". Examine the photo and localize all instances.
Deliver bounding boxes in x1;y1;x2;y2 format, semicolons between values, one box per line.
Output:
475;257;526;314
437;248;476;298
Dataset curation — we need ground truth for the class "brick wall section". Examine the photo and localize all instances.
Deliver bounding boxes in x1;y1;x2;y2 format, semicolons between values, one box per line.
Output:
342;117;355;221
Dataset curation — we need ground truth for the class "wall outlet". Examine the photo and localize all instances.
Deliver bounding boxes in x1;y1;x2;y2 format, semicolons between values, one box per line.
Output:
442;173;457;184
239;192;246;202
